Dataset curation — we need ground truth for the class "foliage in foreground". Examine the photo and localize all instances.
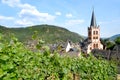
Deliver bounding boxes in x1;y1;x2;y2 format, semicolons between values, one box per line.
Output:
0;37;117;80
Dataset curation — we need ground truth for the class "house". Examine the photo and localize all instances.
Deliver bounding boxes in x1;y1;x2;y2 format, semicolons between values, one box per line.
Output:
50;40;81;57
63;40;81;57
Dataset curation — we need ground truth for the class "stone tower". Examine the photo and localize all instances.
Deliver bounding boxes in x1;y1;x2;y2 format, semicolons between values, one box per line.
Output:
87;10;103;53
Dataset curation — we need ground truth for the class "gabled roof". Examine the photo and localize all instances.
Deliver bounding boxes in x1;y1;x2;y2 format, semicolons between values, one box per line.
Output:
90;10;97;27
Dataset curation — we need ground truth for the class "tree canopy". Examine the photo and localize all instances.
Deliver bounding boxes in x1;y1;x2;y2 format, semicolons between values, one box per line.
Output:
115;37;120;45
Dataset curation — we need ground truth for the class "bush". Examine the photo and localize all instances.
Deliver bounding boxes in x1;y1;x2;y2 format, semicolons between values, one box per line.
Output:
0;36;117;80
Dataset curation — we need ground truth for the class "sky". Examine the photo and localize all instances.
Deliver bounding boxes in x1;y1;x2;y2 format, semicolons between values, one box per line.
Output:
0;0;120;38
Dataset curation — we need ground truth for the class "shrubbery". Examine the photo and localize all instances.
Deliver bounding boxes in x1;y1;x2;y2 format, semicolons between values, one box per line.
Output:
0;36;117;80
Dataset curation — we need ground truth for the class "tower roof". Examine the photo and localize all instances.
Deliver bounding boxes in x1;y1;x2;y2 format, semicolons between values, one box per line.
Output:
90;10;97;27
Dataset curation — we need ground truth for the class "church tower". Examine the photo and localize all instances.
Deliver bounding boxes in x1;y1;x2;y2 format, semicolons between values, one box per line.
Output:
87;10;103;53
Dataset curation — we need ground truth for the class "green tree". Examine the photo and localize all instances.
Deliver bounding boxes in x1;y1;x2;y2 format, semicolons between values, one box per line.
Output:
100;38;109;46
106;41;115;50
115;37;120;45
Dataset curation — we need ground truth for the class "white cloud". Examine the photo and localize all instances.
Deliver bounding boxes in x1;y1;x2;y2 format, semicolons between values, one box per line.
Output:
66;13;73;18
55;12;61;16
65;19;84;26
15;19;33;26
2;0;20;7
19;4;56;24
19;3;35;9
2;0;56;26
0;15;14;20
19;6;55;22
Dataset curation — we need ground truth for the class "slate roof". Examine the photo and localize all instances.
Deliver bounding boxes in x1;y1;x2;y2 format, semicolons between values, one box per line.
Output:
90;10;97;27
80;38;91;53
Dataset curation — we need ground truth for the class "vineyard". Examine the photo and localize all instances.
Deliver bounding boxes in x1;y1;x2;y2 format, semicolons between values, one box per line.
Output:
0;36;117;80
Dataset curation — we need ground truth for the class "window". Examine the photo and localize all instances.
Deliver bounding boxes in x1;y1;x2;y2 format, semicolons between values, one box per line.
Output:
89;31;91;35
89;37;91;40
93;44;96;48
96;31;98;34
93;31;95;35
96;37;98;39
96;44;98;48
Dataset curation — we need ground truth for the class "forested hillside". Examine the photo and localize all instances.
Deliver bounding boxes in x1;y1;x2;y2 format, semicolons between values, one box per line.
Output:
0;25;83;43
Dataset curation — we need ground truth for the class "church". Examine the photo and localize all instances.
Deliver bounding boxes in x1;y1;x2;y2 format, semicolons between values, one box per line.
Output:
80;10;103;53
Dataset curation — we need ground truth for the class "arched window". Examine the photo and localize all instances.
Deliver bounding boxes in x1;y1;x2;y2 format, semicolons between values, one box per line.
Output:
96;31;98;35
96;37;98;39
89;31;91;35
89;37;91;39
93;37;96;39
93;31;95;35
96;44;98;48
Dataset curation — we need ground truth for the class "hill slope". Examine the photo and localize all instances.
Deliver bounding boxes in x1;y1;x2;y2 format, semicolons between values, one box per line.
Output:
109;34;120;41
0;25;83;43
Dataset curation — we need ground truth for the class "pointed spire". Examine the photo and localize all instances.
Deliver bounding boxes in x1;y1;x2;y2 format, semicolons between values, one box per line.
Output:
90;10;97;27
